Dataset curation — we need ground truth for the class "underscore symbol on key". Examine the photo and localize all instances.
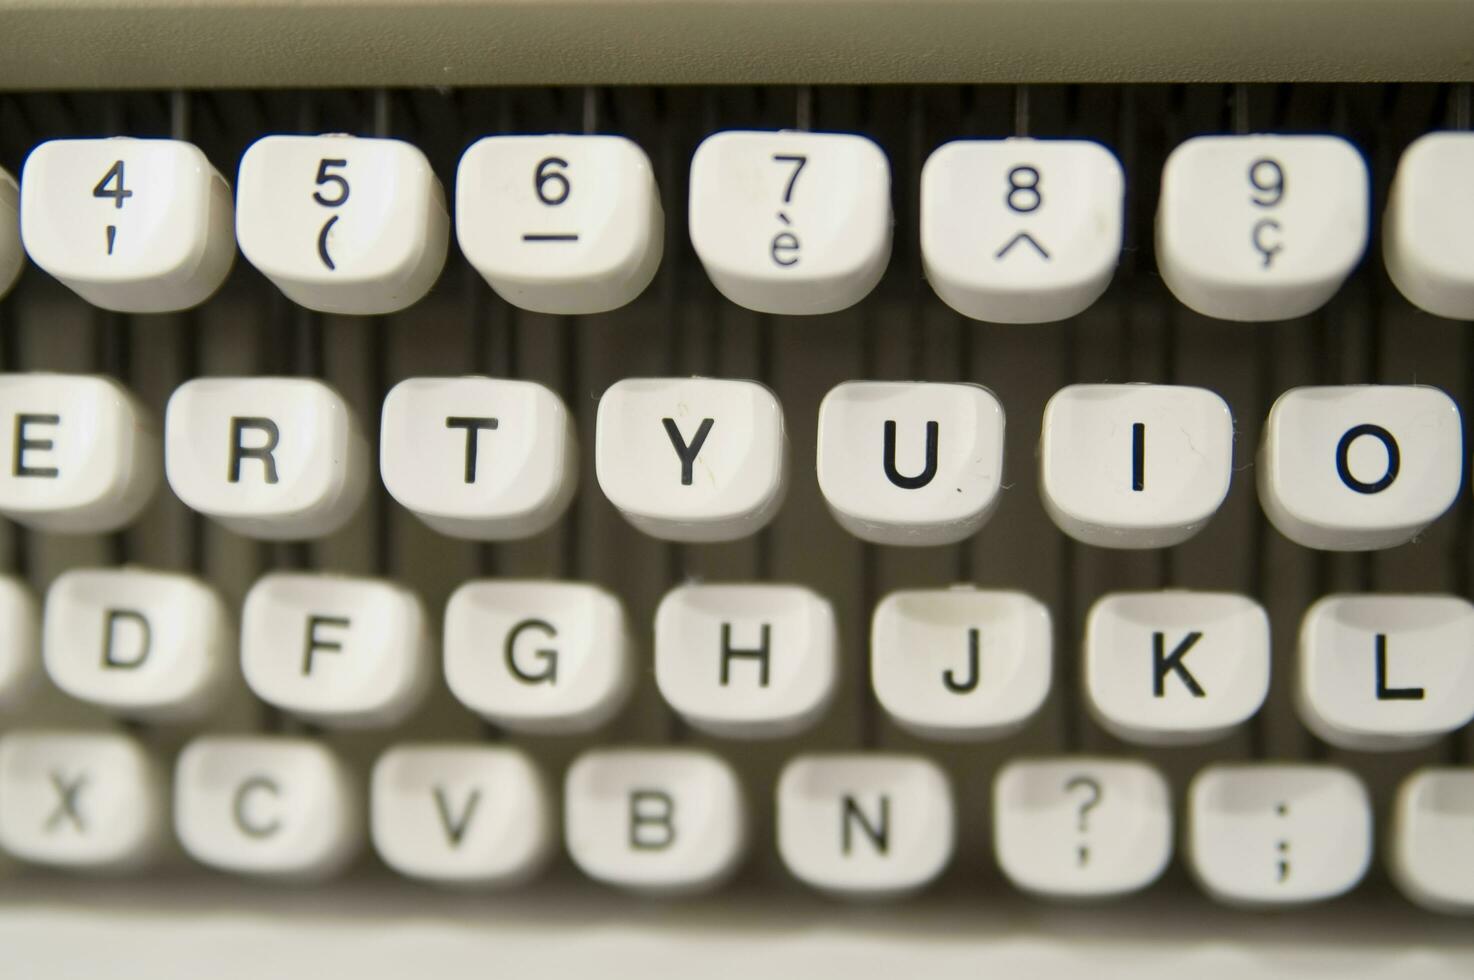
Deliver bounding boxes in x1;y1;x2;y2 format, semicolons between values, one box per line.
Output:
522;233;580;243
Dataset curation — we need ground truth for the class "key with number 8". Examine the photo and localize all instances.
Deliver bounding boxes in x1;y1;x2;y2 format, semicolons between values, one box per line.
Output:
21;138;235;312
922;139;1124;323
236;135;449;315
1156;135;1369;322
457;135;663;315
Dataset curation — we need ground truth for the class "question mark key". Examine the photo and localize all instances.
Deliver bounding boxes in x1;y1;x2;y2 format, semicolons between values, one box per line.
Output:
992;758;1172;899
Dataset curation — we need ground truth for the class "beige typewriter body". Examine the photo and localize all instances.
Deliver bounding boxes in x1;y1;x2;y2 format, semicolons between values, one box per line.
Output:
1;2;1473;977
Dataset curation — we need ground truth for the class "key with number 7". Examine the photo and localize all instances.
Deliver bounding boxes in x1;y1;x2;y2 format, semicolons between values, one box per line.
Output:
690;130;892;315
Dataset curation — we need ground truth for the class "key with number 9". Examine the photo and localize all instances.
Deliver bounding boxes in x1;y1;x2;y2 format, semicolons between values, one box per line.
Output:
1156;134;1368;322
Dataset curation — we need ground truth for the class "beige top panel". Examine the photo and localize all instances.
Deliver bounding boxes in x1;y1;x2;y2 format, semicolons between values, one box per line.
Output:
1;0;1472;89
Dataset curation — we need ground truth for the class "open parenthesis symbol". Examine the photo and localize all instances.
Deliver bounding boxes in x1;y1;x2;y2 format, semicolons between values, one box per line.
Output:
317;214;340;271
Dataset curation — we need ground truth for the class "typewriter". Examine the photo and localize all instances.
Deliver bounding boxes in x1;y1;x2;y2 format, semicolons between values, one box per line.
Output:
1;1;1473;976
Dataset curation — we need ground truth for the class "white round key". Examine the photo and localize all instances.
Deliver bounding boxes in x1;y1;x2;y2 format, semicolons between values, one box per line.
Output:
1188;764;1371;908
236;134;448;315
689;130;890;315
0;729;167;873
1384;133;1474;320
443;579;634;735
777;753;953;899
241;572;432;729
1157;134;1368;321
1392;768;1474;914
655;582;837;739
1040;384;1233;548
0;577;40;713
922;138;1123;323
816;381;1005;546
564;747;747;896
174;735;362;881
0;373;160;534
380;376;577;540
456;135;662;315
1085;591;1270;745
43;567;233;723
370;743;554;888
165;376;370;540
1257;385;1462;551
993;758;1172;900
1297;594;1474;751
595;377;788;543
870;587;1051;741
0;167;21;299
20;137;234;312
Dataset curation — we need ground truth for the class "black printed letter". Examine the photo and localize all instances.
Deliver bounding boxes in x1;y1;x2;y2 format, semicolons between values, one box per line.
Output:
229;417;281;484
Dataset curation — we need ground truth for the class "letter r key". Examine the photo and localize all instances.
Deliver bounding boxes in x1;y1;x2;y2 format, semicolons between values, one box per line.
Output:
165;377;369;540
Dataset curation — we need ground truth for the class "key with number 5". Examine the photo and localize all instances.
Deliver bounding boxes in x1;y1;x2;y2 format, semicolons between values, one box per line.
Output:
21;138;236;312
237;135;449;315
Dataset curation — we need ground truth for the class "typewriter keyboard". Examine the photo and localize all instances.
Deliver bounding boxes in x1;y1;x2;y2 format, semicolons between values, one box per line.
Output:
1;84;1474;954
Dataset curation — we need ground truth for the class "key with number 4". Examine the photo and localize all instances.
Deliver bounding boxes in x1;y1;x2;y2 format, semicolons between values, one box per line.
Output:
21;138;235;312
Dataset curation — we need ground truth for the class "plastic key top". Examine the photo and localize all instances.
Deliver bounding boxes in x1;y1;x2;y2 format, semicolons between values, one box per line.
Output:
21;137;234;312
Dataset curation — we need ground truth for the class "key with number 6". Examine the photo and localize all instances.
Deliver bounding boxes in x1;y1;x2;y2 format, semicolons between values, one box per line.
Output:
21;138;235;312
457;135;663;315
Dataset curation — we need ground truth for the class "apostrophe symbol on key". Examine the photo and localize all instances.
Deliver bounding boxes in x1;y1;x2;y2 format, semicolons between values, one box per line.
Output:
1274;802;1291;882
1064;775;1102;867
